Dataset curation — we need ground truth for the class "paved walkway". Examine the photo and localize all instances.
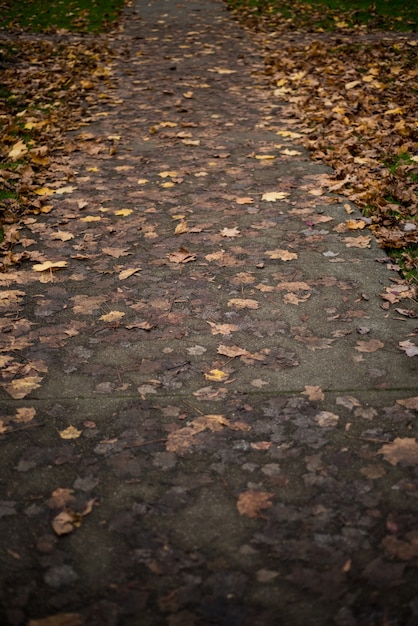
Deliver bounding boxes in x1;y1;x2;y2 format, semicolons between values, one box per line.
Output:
1;0;417;624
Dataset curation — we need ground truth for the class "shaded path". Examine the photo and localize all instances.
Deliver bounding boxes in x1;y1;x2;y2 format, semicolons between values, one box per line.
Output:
1;0;417;624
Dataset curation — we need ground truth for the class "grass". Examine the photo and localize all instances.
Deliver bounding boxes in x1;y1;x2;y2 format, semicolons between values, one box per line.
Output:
0;0;126;32
227;0;418;31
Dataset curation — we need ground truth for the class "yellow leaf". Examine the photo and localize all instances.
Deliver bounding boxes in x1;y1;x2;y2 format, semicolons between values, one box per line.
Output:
137;178;149;184
118;268;141;280
54;186;75;195
99;311;125;322
265;249;298;261
158;170;180;178
33;261;67;272
59;426;82;440
276;130;302;139
346;220;366;230
51;231;74;241
8;140;28;160
161;181;175;188
3;376;43;399
175;221;189;234
345;80;361;90
262;191;289;202
80;215;101;222
114;209;133;216
255;154;275;160
34;187;55;196
204;369;229;382
183;91;193;98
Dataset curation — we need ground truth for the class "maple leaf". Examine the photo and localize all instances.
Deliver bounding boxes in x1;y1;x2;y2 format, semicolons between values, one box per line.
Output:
207;321;238;335
262;191;289;202
99;311;125;323
167;248;196;263
399;341;418;357
102;247;131;258
355;339;384;353
378;438;418;466
8;140;28;160
302;385;324;401
237;490;274;518
14;407;36;423
343;236;371;248
314;411;339;427
3;376;43;399
220;227;241;237
59;426;82;440
266;249;298;261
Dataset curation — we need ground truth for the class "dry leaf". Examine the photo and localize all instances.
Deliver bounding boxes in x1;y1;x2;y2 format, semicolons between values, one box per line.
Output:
396;397;418;411
355;339;384;353
167;248;196;263
378;438;418;466
207;321;238;335
114;209;133;217
343;236;371;248
236;197;253;204
237;490;274;518
14;407;36;423
266;249;298;261
51;231;74;242
314;411;339;427
399;341;418;357
220;227;241;237
302;385;324;401
99;311;125;322
217;344;248;358
3;376;43;399
59;426;82;440
118;268;141;280
204;369;229;382
227;298;259;310
33;261;67;272
262;191;289;202
346;219;367;230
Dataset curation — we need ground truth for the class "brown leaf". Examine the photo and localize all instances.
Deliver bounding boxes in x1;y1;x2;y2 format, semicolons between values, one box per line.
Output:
167;248;196;263
217;344;249;358
378;438;418;466
302;385;324;401
207;322;238;335
355;339;384;353
227;298;259;310
396;397;418;411
266;249;298;261
237;490;274;518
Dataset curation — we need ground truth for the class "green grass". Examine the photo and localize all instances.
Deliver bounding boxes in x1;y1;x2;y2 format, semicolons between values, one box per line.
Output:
0;0;126;32
227;0;418;31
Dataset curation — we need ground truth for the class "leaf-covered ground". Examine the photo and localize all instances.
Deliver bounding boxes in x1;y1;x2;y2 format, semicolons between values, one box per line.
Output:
226;0;418;280
0;0;417;624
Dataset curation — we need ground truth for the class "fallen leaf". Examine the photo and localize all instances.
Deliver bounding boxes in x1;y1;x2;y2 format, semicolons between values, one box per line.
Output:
399;341;418;357
302;385;324;401
207;321;238;335
217;344;248;358
167;248;196;263
99;311;125;322
314;411;339;427
14;407;36;423
118;268;141;280
262;191;289;202
396;397;418;411
174;221;189;234
3;376;43;399
343;236;371;248
237;490;274;518
204;369;230;382
346;219;367;230
236;197;253;204
227;298;259;310
378;438;418;466
266;249;298;261
8;140;28;160
80;215;101;222
33;261;67;272
59;426;82;440
114;209;133;217
102;247;131;258
220;227;241;237
355;339;384;353
51;231;74;242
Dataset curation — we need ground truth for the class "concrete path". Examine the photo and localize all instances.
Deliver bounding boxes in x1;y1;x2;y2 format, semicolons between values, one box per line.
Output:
1;0;417;624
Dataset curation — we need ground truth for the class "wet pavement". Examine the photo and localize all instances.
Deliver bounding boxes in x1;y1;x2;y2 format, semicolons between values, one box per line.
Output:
1;0;418;624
